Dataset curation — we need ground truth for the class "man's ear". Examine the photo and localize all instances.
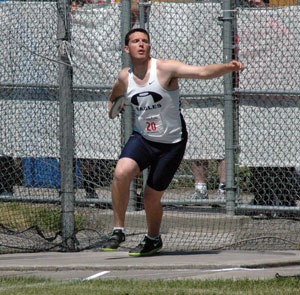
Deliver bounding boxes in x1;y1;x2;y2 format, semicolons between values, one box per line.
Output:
124;45;129;54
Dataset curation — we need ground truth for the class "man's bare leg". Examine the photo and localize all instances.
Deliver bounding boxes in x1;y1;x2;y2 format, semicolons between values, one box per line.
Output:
128;185;164;256
101;157;139;251
143;185;164;237
111;157;140;227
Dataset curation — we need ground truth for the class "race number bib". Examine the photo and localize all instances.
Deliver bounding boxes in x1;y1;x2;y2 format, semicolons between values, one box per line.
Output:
141;114;163;134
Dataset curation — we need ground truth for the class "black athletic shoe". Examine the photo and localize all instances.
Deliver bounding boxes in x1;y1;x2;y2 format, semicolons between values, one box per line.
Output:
100;229;125;251
128;235;163;257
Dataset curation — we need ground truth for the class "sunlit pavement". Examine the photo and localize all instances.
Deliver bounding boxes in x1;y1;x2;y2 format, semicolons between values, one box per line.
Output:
1;250;300;281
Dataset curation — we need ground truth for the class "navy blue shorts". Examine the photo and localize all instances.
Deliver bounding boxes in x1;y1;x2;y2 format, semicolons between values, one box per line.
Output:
120;132;187;191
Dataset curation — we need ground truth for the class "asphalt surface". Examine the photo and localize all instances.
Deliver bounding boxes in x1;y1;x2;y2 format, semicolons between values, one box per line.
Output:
1;250;300;281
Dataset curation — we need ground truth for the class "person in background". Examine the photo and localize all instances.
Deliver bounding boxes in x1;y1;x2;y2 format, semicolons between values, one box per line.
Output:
70;0;85;12
70;0;141;24
130;0;149;28
191;159;226;200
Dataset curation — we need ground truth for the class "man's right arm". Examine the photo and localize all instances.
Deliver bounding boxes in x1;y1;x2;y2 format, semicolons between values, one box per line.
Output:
107;69;128;113
109;71;127;102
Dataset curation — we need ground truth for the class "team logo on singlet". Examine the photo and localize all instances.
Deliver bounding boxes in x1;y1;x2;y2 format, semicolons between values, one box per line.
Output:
131;91;163;111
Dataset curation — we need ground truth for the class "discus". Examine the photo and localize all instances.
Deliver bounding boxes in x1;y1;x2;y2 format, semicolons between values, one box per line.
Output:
108;95;125;119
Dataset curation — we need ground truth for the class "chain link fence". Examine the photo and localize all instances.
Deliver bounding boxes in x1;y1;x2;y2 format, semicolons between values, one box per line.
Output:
0;0;300;253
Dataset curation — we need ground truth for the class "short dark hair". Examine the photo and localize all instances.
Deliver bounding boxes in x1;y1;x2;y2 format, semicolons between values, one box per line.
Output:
125;28;150;46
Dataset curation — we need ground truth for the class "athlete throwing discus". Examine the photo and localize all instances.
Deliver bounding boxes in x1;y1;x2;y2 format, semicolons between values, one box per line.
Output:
102;28;244;256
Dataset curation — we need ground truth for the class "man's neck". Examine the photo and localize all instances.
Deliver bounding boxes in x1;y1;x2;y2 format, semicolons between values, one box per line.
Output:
131;57;151;80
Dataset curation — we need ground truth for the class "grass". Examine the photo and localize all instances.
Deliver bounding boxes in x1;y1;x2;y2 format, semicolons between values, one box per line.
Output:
0;203;87;232
0;277;300;295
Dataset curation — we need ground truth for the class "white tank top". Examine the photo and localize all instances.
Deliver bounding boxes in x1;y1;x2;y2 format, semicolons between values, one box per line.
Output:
127;58;185;144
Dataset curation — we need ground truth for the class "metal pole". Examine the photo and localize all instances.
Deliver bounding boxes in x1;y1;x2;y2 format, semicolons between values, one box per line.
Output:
138;0;149;194
139;0;145;29
120;0;137;210
222;0;236;216
57;0;76;250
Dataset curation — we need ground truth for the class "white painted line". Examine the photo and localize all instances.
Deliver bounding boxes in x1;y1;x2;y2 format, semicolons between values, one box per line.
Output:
207;267;260;273
84;271;110;281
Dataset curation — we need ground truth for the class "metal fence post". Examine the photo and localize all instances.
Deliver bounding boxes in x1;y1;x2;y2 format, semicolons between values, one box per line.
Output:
120;0;136;211
222;0;236;216
57;0;76;250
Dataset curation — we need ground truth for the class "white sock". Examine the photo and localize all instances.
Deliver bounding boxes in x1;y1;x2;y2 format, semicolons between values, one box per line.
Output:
146;234;160;240
113;227;125;233
195;183;207;191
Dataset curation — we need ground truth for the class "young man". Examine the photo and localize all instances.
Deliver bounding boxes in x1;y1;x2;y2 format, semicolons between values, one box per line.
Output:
101;28;244;256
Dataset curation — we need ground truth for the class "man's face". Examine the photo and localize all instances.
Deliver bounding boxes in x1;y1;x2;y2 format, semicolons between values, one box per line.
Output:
124;32;151;60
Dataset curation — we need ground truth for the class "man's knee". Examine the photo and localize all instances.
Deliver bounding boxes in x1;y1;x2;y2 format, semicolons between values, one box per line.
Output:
114;158;139;183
